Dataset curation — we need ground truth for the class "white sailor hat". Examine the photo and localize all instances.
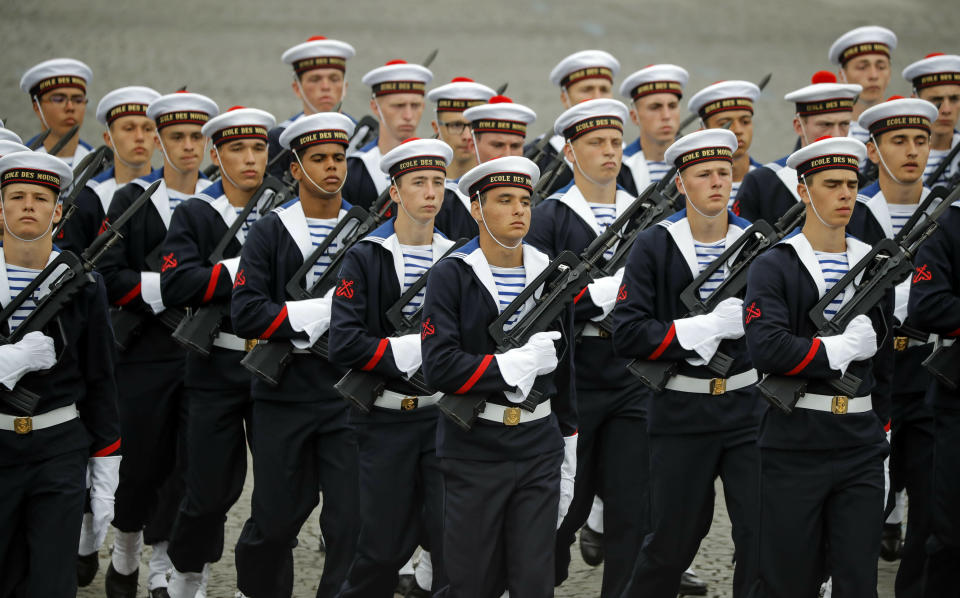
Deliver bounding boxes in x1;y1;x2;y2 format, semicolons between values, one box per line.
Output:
0;128;23;144
463;96;537;138
784;71;862;116
858;96;938;138
279;112;356;151
95;86;162;126
549;50;620;89
0;141;30;158
902;53;960;91
362;60;433;97
787;135;867;177
688;81;761;121
664;129;738;172
19;58;93;98
147;91;219;131
458;155;540;199
619;64;689;102
380;137;453;178
0;151;74;195
829;26;897;66
553;98;629;140
202;106;276;147
281;35;356;77
426;77;497;113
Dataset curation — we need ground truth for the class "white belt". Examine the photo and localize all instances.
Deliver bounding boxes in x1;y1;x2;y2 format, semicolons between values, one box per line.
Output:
795;394;872;414
374;390;441;411
664;369;758;395
478;399;552;426
212;332;248;352
581;323;611;338
0;404;79;435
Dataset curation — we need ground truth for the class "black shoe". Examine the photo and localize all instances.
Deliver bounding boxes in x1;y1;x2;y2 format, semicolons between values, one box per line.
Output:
880;522;903;562
150;589;171;598
678;570;708;596
404;578;431;598
104;562;138;598
77;551;99;587
579;525;604;567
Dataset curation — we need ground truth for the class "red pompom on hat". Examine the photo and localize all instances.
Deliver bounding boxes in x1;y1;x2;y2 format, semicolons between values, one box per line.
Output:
400;137;420;144
811;71;837;84
451;76;474;83
307;35;327;41
385;59;407;66
227;105;245;111
926;52;945;58
887;94;904;101
489;95;513;104
814;135;833;142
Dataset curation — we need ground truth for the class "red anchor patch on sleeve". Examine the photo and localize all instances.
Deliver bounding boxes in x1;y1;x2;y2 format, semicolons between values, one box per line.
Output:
160;253;177;273
617;284;628;302
913;264;932;284
233;269;245;288
745;301;761;324
336;279;355;299
421;318;436;340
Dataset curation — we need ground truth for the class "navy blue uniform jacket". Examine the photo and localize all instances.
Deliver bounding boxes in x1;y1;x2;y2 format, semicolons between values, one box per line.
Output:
735;156;801;225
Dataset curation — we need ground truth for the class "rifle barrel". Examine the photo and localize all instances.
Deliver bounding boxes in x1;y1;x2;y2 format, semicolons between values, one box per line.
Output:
48;124;80;156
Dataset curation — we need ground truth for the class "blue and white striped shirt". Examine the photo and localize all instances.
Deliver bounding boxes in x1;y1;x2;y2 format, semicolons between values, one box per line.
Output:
399;244;433;316
647;160;671;183
849;120;871;145
234;206;259;236
5;264;41;332
729;164;757;209
887;203;918;238
816;251;849;319
588;202;617;261
167;189;190;215
305;217;340;286
694;239;726;300
490;265;525;331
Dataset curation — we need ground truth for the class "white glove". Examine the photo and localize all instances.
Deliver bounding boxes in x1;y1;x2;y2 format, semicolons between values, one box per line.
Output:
140;272;165;314
674;297;744;365
388;334;422;378
495;331;561;403
287;288;334;350
0;331;57;390
893;278;910;326
219;257;241;281
587;269;625;321
820;314;878;376
558;434;578;528
88;455;121;550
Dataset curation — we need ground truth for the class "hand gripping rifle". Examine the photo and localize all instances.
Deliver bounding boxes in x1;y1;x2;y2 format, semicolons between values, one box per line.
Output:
0;179;156;415
51;145;114;239
170;176;290;356
333;238;470;412
436;250;593;431
758;184;958;413
627;201;805;391
241;192;393;385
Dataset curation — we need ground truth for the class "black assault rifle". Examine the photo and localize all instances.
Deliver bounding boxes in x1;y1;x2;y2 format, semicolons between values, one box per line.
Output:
436;250;593;431
627;201;806;391
0;179;156;415
333;238;470;412
45;124;80;156
52;145;114;239
758;184;958;413
170;176;290;356
26;128;51;151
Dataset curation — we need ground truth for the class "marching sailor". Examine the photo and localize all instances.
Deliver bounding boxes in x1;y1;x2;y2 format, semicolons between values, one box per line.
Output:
828;25;899;144
20;58;96;168
902;52;960;189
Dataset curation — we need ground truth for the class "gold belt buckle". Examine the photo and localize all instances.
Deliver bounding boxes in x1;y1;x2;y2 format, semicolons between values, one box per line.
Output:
597;328;611;339
709;378;727;395
503;407;521;426
893;336;908;352
401;397;418;411
245;338;258;352
13;417;32;435
831;395;849;415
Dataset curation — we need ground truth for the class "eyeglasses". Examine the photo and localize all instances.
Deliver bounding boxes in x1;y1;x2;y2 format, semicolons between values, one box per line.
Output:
43;94;88;106
440;121;471;135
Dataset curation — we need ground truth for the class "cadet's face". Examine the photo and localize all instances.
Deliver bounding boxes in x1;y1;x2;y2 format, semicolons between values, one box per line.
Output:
841;55;891;104
566;129;622;184
292;142;347;195
795;113;852;145
157;125;205;173
372;93;424;139
676;161;732;216
393;170;445;222
918;85;960;136
1;183;61;238
630;93;680;143
213;138;269;192
800;170;859;228
32;88;87;136
706;110;754;157
294;68;346;114
106;116;156;168
434;112;473;160
868;130;930;184
474;132;525;163
471;187;531;244
562;79;613;107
